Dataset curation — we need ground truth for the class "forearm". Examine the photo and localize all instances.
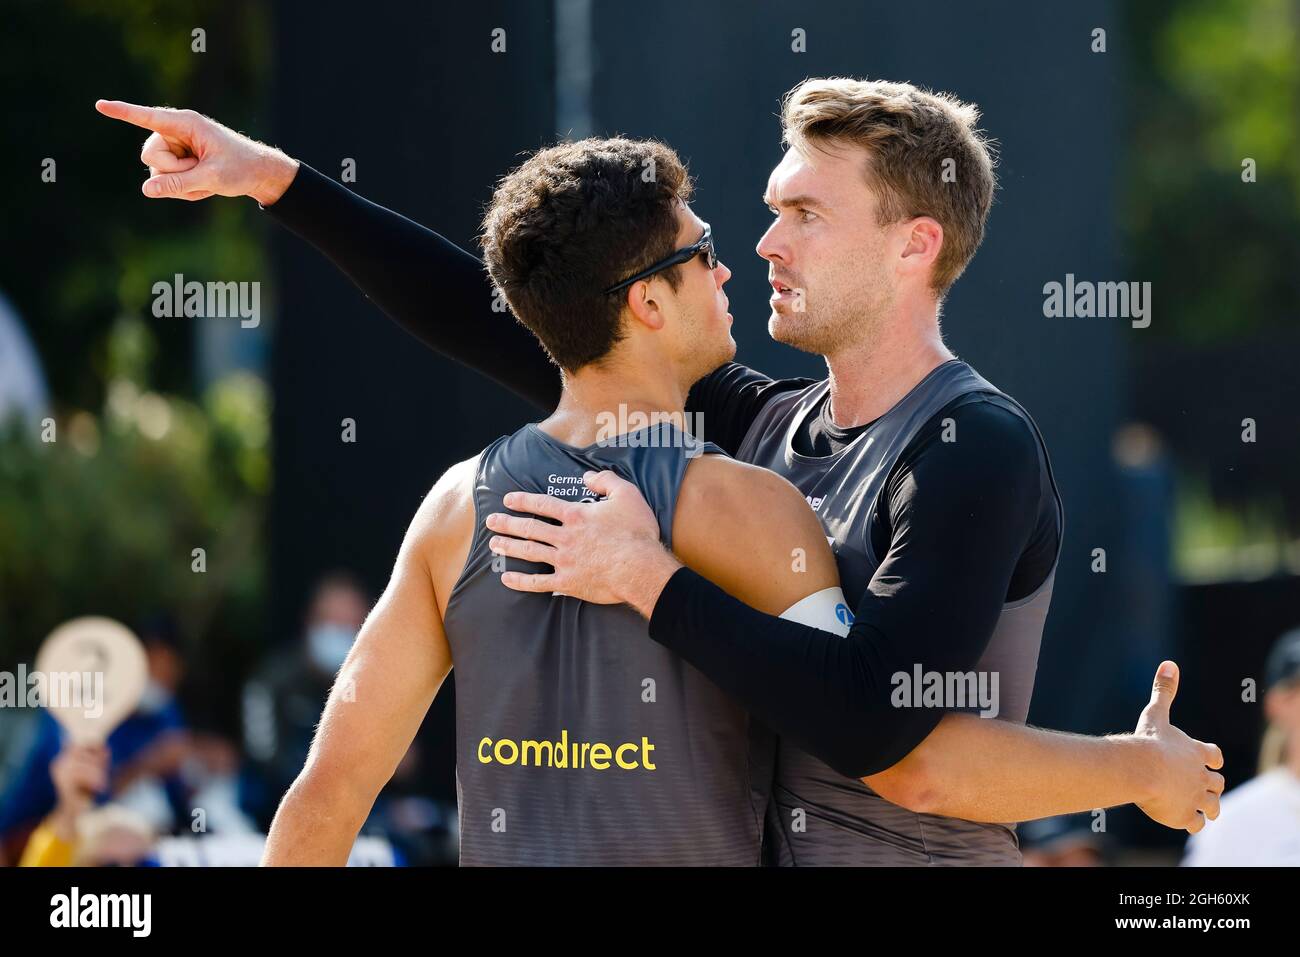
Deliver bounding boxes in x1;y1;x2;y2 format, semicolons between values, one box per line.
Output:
101;104;559;406
874;714;1157;823
262;162;560;410
246;146;300;206
647;568;931;777
619;547;681;619
645;412;1045;776
261;773;371;866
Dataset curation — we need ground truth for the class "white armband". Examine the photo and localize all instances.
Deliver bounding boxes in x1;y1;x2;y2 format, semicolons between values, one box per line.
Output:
779;586;854;636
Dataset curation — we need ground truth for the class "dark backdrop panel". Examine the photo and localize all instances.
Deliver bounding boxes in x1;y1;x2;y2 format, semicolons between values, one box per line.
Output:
1178;577;1300;789
270;0;556;797
586;1;1128;731
1124;576;1300;852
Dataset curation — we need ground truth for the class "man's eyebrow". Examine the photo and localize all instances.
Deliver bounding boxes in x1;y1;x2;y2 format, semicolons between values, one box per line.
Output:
762;193;829;210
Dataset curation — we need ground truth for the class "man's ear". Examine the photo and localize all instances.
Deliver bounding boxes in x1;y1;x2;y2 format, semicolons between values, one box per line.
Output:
624;280;668;332
898;216;943;278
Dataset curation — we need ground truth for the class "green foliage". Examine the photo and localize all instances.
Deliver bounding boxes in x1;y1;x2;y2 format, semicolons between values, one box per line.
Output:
0;1;274;683
0;371;269;666
0;0;270;406
1173;477;1295;582
1123;0;1300;345
1124;1;1300;564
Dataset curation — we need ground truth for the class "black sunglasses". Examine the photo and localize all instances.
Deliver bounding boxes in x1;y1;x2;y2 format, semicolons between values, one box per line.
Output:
604;224;717;295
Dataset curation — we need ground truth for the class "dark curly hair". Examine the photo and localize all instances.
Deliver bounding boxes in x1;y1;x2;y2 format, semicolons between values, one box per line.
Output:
481;137;694;371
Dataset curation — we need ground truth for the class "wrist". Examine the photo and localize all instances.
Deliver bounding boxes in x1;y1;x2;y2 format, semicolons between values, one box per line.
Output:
1111;732;1160;804
250;149;299;206
48;804;81;841
622;545;682;619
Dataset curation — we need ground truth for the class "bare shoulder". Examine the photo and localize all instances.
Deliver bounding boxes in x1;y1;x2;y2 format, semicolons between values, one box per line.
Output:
672;454;838;613
676;453;805;523
406;454;481;607
404;453;479;536
424;454;480;519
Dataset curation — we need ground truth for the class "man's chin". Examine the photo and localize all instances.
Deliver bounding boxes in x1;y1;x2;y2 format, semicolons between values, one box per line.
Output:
708;337;737;374
690;337;737;385
768;314;823;355
723;335;737;364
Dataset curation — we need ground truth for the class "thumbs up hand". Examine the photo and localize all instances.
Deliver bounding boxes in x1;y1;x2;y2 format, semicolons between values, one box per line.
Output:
1133;661;1226;832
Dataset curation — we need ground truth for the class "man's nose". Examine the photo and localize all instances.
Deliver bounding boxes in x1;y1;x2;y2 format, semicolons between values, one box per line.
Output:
756;221;786;264
714;260;733;287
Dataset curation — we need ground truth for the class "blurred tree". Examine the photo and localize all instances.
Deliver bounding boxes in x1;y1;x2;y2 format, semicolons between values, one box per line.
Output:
0;0;270;406
1123;0;1300;346
1123;0;1300;554
0;373;270;726
0;0;273;730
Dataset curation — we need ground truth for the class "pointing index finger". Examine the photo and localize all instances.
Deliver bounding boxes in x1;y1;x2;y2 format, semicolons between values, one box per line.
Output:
95;100;191;136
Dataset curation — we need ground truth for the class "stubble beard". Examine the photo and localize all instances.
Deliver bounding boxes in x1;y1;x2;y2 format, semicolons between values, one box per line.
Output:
769;278;893;359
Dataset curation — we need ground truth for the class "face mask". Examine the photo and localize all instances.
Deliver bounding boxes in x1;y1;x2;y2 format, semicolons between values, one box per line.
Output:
307;624;356;674
137;679;170;714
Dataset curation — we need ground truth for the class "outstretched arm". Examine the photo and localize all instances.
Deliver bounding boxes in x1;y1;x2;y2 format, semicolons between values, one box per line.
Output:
867;680;1222;828
94;99;560;410
94;100;799;451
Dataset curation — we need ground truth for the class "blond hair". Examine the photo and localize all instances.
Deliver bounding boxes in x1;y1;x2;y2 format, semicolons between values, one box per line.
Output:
781;77;997;297
1258;722;1288;775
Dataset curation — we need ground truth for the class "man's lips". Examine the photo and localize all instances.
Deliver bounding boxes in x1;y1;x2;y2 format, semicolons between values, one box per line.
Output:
770;278;799;301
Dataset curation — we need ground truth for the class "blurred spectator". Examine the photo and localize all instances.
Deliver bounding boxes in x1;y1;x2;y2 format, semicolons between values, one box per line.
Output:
1111;424;1176;706
0;289;50;431
183;732;257;835
17;742;157;867
0;615;189;863
17;742;106;865
241;572;369;824
1183;627;1300;866
240;571;458;863
364;739;459;866
69;804;156;866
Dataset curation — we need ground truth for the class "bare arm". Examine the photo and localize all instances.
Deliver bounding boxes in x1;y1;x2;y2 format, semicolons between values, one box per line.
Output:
671;455;841;614
867;677;1224;829
260;476;459;866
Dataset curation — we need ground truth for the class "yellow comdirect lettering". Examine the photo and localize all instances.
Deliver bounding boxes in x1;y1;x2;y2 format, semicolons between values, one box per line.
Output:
475;730;655;770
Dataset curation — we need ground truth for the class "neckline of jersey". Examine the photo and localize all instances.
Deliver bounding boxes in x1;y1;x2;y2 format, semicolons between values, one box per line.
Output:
525;421;702;458
784;358;964;466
